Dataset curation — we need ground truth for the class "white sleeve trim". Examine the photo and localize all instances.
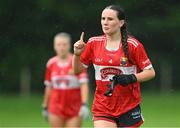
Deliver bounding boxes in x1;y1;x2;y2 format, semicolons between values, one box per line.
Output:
81;63;88;68
144;64;153;70
44;80;52;87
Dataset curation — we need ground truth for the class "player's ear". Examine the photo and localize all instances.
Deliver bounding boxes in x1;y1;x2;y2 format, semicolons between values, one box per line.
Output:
53;41;57;51
119;20;125;28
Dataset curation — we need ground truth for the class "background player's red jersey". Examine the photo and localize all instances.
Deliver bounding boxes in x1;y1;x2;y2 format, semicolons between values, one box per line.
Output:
80;35;152;117
44;55;88;118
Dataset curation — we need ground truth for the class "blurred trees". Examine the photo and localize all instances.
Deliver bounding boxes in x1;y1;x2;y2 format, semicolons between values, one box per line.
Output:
0;0;179;93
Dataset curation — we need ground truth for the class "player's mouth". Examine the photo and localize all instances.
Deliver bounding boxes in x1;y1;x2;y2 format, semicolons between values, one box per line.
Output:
103;27;110;30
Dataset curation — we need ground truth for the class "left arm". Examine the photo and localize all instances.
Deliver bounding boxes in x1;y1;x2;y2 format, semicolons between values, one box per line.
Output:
78;70;90;119
79;82;90;120
133;41;156;83
135;67;155;82
80;83;89;104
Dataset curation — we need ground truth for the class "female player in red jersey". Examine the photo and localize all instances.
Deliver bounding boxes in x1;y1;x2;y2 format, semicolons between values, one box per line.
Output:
42;32;89;127
73;5;155;128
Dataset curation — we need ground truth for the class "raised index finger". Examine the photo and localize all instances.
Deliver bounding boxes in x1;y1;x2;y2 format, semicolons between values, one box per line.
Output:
80;32;84;41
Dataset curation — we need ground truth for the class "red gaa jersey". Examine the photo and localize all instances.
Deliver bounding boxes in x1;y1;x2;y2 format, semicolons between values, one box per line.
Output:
44;55;88;117
80;35;152;117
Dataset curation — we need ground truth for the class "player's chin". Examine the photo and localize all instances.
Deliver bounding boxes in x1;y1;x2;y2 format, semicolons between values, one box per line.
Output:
57;51;67;57
103;31;113;36
102;29;112;35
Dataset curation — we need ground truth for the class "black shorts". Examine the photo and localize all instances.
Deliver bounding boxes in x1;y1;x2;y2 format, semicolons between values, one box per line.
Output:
94;105;144;127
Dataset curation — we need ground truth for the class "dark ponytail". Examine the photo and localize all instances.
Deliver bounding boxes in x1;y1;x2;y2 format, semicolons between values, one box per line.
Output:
105;5;129;59
121;22;128;58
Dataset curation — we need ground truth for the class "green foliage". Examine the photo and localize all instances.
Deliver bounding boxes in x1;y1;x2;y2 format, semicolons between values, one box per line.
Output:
0;0;180;92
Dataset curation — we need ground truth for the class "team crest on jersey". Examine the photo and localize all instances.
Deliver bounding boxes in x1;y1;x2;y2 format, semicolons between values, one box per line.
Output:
100;67;122;79
120;57;128;66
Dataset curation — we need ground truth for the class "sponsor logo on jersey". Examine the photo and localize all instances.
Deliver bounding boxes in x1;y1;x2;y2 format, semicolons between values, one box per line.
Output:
100;67;122;79
142;59;150;65
95;58;103;63
120;57;128;66
131;110;141;119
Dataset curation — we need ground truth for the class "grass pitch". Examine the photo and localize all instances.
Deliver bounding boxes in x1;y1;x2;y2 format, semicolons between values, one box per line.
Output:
0;92;179;127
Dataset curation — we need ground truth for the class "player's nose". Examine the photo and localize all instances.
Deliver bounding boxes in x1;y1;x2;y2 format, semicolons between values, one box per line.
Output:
103;19;108;25
102;18;108;24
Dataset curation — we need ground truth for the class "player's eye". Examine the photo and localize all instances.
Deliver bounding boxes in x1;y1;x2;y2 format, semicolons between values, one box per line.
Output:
107;17;113;21
101;17;105;20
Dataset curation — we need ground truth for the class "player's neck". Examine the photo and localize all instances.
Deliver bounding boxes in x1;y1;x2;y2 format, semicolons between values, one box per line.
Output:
106;32;121;50
106;31;121;42
57;53;70;62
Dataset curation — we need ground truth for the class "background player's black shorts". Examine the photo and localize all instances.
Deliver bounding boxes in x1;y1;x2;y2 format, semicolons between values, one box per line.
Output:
94;105;144;127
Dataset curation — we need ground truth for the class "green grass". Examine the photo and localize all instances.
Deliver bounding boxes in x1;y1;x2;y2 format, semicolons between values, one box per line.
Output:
0;92;180;127
141;92;180;127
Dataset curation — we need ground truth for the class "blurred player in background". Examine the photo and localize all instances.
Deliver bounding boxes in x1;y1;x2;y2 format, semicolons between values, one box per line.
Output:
73;5;155;128
42;32;89;127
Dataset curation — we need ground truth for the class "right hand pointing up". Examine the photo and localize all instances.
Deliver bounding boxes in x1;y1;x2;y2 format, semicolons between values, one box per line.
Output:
74;32;86;56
